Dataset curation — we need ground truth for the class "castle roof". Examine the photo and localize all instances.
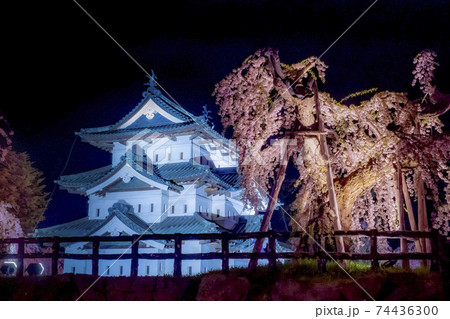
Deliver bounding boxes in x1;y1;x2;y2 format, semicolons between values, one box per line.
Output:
75;78;227;152
56;156;185;195
34;213;262;238
56;157;240;195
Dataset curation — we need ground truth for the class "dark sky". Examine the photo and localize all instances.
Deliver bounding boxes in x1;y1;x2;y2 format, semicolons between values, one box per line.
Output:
3;0;449;228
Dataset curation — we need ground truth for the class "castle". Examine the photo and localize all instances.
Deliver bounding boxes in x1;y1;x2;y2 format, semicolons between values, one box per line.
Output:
35;76;263;276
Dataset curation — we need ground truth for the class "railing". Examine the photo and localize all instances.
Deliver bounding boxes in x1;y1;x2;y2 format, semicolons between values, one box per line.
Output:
0;229;443;277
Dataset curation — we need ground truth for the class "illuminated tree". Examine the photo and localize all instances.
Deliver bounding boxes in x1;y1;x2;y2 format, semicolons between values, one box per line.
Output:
0;150;48;234
213;48;449;268
213;48;345;270
0;203;24;240
0;114;13;163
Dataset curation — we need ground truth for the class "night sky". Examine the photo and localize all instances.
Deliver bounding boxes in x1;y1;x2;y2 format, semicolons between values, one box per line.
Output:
3;0;449;228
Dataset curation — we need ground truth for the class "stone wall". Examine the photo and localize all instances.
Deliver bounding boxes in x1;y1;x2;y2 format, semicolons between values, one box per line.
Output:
0;272;445;301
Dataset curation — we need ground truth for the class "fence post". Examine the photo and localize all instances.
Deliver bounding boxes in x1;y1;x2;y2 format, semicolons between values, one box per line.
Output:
174;234;182;278
16;238;24;277
430;229;439;272
370;230;379;270
317;235;327;274
221;236;229;275
267;231;277;274
92;237;100;277
52;237;60;276
130;234;140;277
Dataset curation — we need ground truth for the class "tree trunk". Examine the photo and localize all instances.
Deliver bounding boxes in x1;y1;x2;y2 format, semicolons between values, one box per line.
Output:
247;140;289;272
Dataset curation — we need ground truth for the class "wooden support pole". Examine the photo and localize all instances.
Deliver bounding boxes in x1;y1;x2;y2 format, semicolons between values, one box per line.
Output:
313;80;345;253
221;237;230;275
174;234;182;278
395;166;409;269
16;238;24;277
248;139;289;272
52;237;60;276
401;171;423;253
370;230;379;270
416;171;431;267
92;237;100;277
414;120;430;267
130;234;139;277
318;235;327;273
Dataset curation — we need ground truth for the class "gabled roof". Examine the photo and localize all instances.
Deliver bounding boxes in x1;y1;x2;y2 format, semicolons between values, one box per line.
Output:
77;82;197;135
115;81;197;127
103;210;150;234
154;161;239;190
77;121;197;140
214;168;241;188
56;156;184;195
34;212;261;238
75;80;231;152
56;165;113;190
33;217;105;238
33;211;150;238
149;214;221;234
57;158;239;195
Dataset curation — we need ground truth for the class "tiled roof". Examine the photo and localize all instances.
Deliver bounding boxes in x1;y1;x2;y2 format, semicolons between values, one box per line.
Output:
238;215;264;233
77;83;197;135
154;161;238;190
56;157;184;193
33;217;105;237
56;165;113;188
76;82;230;146
154;161;208;181
77;121;198;139
143;87;196;122
111;211;150;234
33;211;151;238
35;213;262;242
213;170;241;188
149;214;221;234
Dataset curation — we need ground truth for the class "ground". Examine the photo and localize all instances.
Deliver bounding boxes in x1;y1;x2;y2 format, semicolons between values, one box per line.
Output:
0;259;446;301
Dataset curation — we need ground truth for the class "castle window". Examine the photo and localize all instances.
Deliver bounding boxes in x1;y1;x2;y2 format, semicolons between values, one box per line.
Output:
106;266;110;275
72;267;76;274
199;205;202;212
188;266;192;276
164;204;167;213
227;210;230;217
155;154;159;162
119;266;123;276
171;205;175;214
146;265;150;275
217;209;220;217
96;209;100;217
184;204;188;214
150;203;154;212
180;152;183;160
138;204;141;213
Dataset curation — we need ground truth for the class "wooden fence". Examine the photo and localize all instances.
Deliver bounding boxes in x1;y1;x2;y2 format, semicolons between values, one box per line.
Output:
0;229;443;277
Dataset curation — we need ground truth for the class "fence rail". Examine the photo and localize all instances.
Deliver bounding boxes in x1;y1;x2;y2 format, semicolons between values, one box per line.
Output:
0;229;443;277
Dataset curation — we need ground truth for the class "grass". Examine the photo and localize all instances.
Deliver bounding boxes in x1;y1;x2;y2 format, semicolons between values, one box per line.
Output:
190;259;437;300
199;258;433;283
